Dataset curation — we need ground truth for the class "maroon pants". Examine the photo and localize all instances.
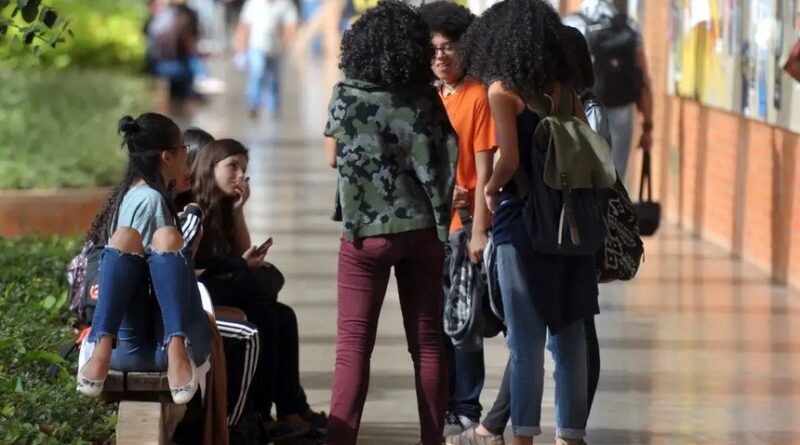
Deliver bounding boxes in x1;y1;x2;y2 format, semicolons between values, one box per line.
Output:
326;229;448;445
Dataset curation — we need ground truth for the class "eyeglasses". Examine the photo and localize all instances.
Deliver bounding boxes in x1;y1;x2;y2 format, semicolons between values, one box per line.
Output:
433;43;457;56
172;144;190;152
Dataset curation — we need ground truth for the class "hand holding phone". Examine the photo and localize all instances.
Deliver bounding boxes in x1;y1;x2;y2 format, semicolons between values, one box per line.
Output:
256;237;273;254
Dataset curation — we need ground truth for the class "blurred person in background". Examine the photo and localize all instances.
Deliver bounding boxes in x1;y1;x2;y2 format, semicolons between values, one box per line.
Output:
563;0;654;181
146;0;205;114
234;0;299;119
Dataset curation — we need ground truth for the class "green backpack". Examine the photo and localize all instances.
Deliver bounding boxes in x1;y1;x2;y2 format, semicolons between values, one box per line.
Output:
531;85;617;191
519;85;616;255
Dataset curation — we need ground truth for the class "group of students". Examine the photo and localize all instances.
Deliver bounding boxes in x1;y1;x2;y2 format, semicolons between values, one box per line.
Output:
74;0;651;444
322;0;650;445
75;114;326;443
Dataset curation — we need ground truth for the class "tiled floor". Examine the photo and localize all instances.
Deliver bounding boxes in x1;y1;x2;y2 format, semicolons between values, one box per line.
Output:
188;56;800;444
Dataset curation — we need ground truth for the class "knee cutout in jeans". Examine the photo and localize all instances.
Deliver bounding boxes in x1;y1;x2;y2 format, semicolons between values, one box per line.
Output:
108;227;145;256
104;245;145;259
151;226;184;253
147;247;190;259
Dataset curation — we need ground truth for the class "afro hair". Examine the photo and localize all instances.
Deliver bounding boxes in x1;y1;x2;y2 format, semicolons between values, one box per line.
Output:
557;25;595;92
460;0;574;97
339;0;435;89
418;1;475;42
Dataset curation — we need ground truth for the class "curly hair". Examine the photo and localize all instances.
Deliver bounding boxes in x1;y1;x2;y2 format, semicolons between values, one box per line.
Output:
418;1;475;42
460;0;573;98
558;25;594;92
339;0;434;89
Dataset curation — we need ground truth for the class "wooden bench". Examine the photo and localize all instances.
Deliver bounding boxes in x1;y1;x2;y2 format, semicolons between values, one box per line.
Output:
103;370;174;445
101;306;247;445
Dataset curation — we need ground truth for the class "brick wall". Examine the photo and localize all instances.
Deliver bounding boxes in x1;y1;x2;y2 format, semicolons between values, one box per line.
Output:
562;0;800;290
0;189;108;238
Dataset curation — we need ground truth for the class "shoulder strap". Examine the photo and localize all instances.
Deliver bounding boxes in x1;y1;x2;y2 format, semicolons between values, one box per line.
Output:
457;208;474;236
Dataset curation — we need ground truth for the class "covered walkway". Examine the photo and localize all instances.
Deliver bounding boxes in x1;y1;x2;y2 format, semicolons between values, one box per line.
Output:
186;56;800;444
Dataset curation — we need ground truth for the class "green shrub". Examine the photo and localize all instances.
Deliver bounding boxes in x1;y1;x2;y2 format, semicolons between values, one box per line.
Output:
0;236;115;445
0;0;148;71
0;69;154;189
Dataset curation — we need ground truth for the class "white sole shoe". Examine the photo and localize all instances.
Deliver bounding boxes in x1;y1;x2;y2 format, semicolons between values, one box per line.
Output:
169;357;198;405
76;366;106;398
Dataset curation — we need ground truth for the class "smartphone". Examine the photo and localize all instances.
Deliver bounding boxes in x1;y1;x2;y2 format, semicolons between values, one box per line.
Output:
256;237;273;254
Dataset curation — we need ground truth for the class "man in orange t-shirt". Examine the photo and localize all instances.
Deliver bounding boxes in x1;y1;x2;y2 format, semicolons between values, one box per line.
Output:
427;10;496;263
440;79;496;256
419;1;499;441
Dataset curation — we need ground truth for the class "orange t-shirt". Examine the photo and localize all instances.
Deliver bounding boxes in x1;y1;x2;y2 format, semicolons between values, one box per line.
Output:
439;79;497;233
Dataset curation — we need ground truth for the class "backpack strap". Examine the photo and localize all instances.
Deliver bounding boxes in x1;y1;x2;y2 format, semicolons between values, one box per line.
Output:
559;173;581;247
457;208;474;237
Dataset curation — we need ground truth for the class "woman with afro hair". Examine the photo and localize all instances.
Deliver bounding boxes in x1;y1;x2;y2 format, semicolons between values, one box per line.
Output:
460;1;598;444
322;1;458;444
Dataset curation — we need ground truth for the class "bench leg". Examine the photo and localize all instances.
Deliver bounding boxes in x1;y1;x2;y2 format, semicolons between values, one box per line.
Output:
116;401;165;445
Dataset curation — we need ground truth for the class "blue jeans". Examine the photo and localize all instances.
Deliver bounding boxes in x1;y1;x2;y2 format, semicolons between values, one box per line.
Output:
496;243;587;439
607;104;635;180
88;247;211;371
301;0;323;55
443;244;485;422
247;49;281;113
446;340;485;422
153;59;194;100
189;54;210;79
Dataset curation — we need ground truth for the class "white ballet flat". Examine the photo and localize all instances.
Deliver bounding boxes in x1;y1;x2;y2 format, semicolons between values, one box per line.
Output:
169;358;198;405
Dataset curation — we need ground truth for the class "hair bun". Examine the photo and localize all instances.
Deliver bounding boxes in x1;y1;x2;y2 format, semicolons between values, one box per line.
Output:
118;116;140;135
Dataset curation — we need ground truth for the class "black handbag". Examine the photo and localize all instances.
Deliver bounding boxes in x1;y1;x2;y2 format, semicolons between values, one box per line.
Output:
634;150;661;236
596;176;644;283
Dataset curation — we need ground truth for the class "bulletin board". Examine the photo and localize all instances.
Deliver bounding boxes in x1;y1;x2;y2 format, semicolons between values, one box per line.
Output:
668;0;800;132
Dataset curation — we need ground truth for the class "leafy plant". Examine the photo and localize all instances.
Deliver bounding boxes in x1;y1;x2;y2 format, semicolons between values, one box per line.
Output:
0;0;73;56
0;0;147;70
0;236;115;444
0;69;154;189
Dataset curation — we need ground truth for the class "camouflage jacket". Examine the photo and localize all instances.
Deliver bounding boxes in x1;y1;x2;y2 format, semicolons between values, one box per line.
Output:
325;79;458;242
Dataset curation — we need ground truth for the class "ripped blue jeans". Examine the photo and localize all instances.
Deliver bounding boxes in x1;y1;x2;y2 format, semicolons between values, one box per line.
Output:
87;246;212;371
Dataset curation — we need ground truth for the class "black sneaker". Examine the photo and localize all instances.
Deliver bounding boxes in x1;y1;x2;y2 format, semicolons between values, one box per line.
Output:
274;428;325;445
229;409;262;445
264;423;309;442
300;410;328;432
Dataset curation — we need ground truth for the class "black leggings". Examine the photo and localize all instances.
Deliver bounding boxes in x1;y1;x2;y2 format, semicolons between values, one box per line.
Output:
202;270;309;418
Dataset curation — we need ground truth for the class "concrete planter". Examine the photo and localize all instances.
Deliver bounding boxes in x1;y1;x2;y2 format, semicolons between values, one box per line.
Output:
0;188;108;237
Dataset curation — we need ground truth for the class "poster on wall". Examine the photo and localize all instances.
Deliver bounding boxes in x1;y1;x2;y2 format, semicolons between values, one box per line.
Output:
669;0;799;130
743;0;774;120
777;0;800;131
670;0;736;110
